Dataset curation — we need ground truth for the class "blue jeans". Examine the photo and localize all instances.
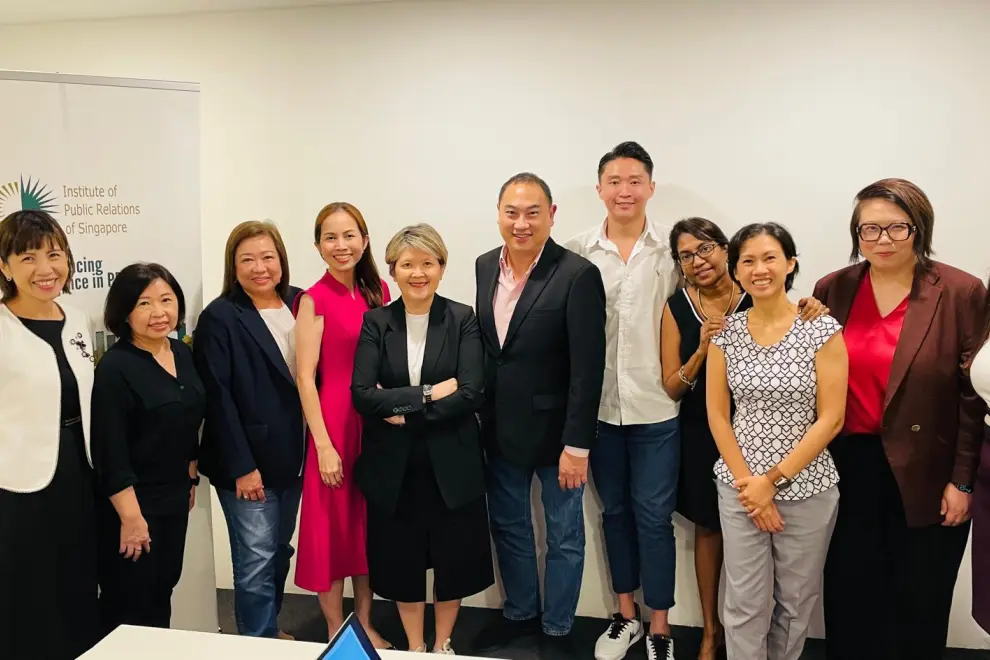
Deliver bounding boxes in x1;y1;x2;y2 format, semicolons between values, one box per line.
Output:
216;479;302;638
486;455;585;636
591;419;679;611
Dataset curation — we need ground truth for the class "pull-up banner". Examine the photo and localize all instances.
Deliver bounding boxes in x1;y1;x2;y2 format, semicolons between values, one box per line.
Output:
0;69;216;633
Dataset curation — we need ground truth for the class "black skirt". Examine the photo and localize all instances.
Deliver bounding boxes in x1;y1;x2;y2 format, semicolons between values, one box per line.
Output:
676;418;722;531
367;450;494;603
0;424;99;660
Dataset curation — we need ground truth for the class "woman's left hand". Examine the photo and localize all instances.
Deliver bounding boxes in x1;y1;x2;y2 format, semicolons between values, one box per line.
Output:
796;296;829;321
735;474;777;514
941;483;972;526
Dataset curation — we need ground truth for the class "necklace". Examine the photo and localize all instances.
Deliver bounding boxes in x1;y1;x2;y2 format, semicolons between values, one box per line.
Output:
697;285;736;320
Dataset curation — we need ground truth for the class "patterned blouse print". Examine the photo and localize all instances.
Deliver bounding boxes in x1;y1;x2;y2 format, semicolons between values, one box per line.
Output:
711;311;842;501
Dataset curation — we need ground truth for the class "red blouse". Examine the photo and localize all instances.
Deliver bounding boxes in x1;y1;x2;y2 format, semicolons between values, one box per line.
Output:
842;274;908;435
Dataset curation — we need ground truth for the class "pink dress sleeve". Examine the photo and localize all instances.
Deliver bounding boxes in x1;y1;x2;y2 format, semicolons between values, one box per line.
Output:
291;288;308;317
381;279;392;304
294;284;324;318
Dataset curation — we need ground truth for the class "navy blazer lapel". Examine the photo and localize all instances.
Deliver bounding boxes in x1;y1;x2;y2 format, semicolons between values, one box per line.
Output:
502;239;562;350
421;297;449;385
231;286;295;385
477;254;500;354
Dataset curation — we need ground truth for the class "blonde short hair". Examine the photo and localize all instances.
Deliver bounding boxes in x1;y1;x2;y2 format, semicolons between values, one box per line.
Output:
384;224;448;276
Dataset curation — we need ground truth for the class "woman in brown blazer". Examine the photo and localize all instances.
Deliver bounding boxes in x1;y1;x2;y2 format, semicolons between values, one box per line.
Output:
812;178;985;660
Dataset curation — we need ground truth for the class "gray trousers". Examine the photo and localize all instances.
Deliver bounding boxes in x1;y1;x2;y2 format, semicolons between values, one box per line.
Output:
717;480;839;660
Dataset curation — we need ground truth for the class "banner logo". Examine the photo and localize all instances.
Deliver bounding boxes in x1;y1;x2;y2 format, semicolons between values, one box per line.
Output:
0;176;59;216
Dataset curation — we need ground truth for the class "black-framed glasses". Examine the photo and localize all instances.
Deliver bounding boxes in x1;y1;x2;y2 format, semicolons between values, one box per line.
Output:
857;222;916;242
677;242;718;265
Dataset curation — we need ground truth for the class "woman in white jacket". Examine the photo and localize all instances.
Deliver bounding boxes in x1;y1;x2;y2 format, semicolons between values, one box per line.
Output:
0;210;99;660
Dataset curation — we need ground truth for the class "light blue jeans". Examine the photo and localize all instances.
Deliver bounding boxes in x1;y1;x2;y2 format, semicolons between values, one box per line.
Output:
216;480;302;638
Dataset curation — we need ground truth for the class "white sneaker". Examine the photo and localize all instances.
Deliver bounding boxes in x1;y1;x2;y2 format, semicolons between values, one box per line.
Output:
594;613;644;660
646;634;675;660
433;638;455;654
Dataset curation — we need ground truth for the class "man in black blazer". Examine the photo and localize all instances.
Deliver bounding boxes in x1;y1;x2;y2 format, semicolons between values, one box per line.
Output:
472;172;607;655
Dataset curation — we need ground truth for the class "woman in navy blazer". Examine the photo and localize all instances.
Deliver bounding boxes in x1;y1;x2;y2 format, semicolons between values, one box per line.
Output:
193;221;305;640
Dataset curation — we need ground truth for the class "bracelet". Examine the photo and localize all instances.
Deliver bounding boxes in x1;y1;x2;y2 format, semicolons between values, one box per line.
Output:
190;476;201;486
954;482;974;494
677;366;696;390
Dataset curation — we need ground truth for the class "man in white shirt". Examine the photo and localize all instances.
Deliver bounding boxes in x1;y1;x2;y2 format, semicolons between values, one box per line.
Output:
564;142;679;660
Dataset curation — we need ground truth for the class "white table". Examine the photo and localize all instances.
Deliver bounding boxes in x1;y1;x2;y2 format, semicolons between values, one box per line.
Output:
80;625;495;659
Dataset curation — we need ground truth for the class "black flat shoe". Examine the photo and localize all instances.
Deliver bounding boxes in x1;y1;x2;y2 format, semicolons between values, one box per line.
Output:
540;632;582;660
471;615;540;653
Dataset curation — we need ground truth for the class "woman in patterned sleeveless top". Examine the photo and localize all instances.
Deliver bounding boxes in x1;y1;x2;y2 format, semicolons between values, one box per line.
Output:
661;217;827;660
706;223;847;660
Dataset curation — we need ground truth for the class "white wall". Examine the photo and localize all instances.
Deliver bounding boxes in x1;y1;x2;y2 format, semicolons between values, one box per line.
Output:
1;0;989;649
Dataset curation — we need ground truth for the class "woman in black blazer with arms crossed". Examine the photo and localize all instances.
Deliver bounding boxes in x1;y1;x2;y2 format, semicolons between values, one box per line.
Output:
351;224;494;655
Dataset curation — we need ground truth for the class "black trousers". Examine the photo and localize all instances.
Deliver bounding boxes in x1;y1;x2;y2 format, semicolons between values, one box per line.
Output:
97;501;189;635
824;434;970;660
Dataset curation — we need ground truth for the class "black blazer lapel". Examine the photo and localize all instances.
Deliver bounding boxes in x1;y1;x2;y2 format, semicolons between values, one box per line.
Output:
477;254;500;354
502;239;562;349
421;296;449;386
232;287;294;385
385;301;411;387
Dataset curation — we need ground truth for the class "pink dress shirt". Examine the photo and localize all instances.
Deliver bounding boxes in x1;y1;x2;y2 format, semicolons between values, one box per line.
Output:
494;245;541;346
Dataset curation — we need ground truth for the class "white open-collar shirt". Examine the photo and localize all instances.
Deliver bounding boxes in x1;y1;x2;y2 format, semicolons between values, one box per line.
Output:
564;218;679;426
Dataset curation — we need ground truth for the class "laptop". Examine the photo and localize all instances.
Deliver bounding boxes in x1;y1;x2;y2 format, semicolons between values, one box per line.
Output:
315;612;383;660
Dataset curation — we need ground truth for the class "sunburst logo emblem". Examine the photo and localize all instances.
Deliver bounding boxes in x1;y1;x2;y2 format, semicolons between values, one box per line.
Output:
0;177;58;217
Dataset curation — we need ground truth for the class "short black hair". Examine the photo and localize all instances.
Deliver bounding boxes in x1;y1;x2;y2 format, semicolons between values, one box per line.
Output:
497;172;553;206
668;217;730;258
727;222;800;293
597;141;654;180
104;262;185;341
0;210;75;301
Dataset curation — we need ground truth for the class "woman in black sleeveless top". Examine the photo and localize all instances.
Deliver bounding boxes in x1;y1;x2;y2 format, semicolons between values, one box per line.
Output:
660;218;825;660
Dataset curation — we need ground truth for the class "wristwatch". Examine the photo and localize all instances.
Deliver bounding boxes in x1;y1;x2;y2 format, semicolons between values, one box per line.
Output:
767;466;793;492
423;383;433;404
773;474;793;492
190;475;201;486
954;482;974;494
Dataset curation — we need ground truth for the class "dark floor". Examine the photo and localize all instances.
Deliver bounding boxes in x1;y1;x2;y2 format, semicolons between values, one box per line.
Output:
217;589;990;659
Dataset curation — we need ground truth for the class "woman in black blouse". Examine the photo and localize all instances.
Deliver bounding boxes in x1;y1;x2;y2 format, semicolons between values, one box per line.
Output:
91;263;205;635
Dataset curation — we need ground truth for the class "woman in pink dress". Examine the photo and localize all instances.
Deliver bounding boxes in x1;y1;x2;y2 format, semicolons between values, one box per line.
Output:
294;202;391;647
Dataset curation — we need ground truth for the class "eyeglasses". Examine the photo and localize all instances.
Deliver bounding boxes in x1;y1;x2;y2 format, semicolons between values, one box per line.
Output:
677;242;718;266
856;223;916;242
